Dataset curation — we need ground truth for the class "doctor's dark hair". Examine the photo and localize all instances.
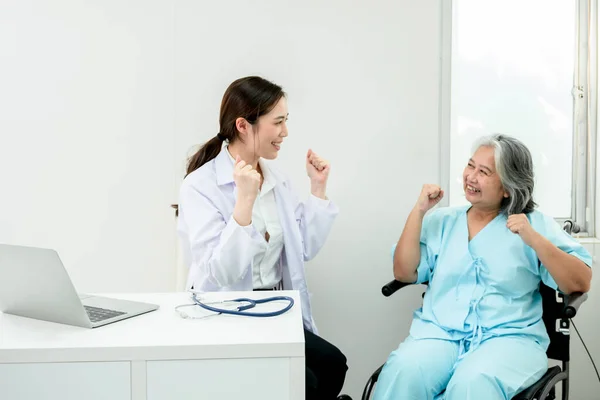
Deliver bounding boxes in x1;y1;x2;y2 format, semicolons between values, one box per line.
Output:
472;134;538;215
185;76;286;178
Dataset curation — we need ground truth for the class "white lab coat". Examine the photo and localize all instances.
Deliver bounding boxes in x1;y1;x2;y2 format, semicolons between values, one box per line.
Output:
177;147;339;333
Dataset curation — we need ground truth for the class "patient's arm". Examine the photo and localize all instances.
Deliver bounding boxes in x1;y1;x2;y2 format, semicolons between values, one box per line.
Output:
393;206;426;283
394;184;443;283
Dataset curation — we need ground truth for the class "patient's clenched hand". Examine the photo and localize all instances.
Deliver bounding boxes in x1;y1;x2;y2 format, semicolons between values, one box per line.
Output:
507;214;539;247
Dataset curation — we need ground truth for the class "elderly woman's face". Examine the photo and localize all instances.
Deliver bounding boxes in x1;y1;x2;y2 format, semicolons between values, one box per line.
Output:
463;146;508;210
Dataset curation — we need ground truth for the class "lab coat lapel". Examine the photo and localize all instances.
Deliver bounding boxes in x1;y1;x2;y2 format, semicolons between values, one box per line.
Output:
257;162;305;289
273;179;301;287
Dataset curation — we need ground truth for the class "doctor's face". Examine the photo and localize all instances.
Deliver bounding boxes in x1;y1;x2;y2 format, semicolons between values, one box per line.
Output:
247;97;289;160
463;145;508;211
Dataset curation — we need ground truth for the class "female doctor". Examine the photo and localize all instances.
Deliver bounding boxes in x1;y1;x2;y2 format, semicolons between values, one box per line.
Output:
177;76;349;400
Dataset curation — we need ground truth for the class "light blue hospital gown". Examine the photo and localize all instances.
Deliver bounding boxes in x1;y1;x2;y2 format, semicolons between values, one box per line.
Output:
373;205;592;400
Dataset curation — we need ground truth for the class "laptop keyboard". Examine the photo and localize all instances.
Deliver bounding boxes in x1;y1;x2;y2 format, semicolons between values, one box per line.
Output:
84;305;126;322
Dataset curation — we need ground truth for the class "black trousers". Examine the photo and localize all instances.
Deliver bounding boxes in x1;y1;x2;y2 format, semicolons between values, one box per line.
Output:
304;328;348;400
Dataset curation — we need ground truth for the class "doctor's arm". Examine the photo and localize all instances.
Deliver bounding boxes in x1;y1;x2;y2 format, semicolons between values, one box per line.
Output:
295;194;339;261
179;184;266;288
292;150;339;261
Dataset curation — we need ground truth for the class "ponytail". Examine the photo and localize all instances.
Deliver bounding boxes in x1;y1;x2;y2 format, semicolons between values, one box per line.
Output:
185;134;225;178
171;134;224;217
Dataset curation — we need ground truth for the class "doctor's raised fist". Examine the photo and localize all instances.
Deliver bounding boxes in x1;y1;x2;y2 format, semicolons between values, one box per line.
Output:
416;184;444;213
233;155;261;201
306;149;330;186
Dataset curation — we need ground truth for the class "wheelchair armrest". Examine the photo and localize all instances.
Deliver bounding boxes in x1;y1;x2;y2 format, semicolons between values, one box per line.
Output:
381;279;429;297
381;280;412;297
564;291;588;318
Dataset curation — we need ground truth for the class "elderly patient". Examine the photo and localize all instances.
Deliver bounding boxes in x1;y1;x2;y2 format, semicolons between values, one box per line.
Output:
373;134;592;400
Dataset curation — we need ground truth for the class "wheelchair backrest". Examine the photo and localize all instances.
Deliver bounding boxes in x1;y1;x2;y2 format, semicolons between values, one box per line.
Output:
540;282;570;362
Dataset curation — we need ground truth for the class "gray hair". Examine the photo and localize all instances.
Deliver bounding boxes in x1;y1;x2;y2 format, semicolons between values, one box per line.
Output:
472;134;537;215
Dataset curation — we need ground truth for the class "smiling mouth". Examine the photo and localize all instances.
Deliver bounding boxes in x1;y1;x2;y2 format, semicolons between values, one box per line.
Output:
466;185;481;193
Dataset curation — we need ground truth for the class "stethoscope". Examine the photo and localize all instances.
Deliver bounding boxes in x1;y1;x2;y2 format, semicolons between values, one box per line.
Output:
175;292;295;319
192;293;294;317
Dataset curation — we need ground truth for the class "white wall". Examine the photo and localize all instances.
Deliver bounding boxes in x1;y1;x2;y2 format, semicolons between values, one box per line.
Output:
0;0;177;293
574;10;600;392
565;241;600;400
3;1;599;399
574;3;600;397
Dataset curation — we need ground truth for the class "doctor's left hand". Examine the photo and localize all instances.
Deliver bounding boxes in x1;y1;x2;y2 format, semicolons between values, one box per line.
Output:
507;214;539;247
306;149;330;198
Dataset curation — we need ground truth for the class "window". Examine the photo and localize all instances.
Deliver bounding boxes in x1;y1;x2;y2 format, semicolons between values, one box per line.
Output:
441;0;597;236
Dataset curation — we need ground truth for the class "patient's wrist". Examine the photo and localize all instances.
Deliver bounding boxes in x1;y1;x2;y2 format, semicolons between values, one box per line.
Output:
412;205;426;218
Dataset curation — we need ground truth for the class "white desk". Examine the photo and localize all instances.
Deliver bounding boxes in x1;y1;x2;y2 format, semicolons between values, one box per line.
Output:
0;290;305;400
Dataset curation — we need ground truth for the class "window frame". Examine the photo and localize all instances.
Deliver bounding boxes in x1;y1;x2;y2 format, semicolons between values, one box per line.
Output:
438;0;598;237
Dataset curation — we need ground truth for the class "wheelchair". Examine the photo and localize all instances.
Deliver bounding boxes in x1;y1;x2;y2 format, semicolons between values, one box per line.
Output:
361;278;587;400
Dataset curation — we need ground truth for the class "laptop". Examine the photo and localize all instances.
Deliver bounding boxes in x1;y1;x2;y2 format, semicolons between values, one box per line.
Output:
0;243;159;328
